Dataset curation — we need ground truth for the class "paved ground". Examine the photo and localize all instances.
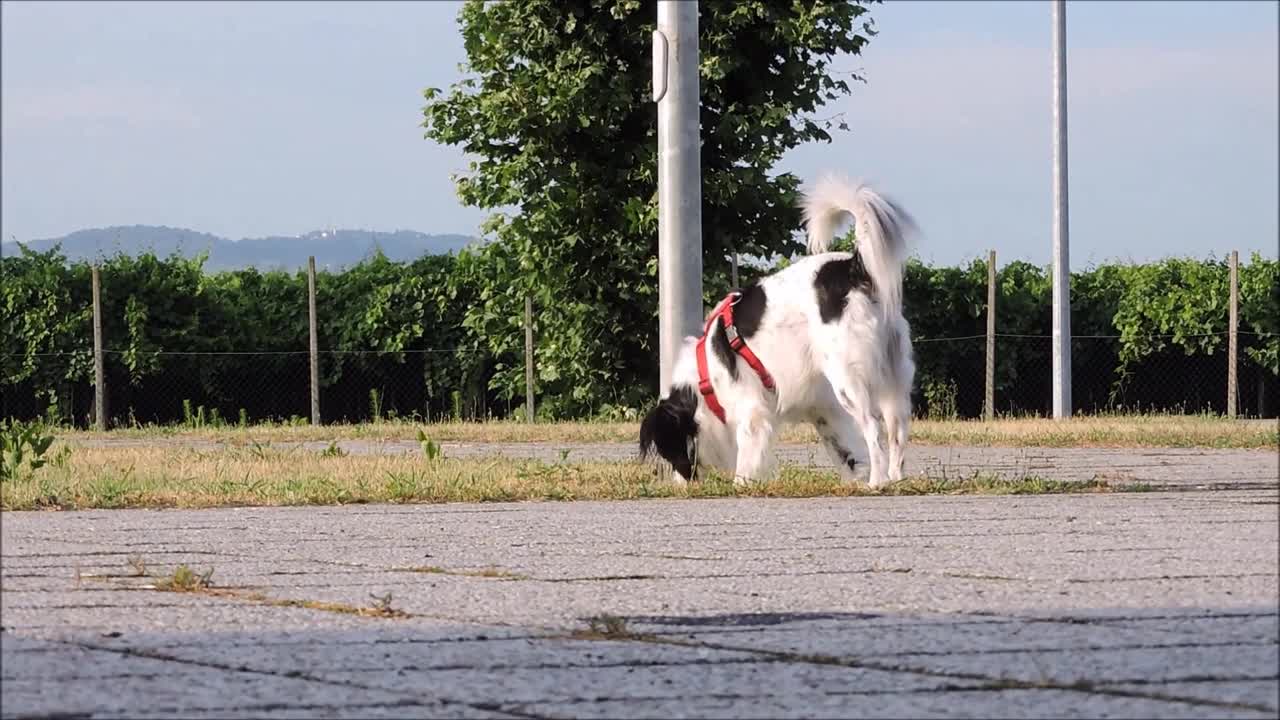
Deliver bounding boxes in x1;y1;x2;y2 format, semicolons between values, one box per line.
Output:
3;482;1278;718
68;437;1280;490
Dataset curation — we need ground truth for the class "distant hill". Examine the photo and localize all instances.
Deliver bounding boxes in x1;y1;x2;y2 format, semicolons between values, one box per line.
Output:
3;225;476;271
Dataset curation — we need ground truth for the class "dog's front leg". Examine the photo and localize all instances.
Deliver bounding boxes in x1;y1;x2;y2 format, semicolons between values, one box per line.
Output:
732;410;776;486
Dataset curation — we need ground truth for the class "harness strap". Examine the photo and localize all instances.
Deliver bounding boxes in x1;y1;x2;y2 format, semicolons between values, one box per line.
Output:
695;292;775;424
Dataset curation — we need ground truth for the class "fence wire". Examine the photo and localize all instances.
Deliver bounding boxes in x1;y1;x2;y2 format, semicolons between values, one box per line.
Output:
4;329;1274;427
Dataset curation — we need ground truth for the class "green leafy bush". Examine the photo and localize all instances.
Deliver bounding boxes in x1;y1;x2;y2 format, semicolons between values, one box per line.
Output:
0;419;60;482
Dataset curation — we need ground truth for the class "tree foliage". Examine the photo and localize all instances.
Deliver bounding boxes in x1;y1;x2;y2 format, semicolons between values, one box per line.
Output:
423;0;879;417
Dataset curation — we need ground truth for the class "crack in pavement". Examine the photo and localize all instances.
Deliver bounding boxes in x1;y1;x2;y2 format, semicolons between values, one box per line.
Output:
549;629;1280;715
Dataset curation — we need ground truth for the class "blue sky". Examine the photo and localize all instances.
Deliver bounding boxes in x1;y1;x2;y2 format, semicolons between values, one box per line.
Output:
2;0;1276;267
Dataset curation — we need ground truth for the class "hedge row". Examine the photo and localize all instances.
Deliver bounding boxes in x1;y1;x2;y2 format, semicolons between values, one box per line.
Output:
1;246;1275;425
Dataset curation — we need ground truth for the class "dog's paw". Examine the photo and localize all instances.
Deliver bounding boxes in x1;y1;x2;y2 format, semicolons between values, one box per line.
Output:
670;472;689;488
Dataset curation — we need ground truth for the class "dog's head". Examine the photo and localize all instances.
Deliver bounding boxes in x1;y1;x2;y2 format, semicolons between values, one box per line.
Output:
638;384;700;482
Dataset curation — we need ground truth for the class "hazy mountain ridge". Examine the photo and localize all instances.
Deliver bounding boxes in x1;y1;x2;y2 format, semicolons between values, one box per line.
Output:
4;225;476;271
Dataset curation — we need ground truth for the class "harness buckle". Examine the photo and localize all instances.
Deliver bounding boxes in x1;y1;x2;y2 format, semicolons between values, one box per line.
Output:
724;323;744;350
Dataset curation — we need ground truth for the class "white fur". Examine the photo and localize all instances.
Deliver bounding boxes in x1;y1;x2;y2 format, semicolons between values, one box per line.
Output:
667;175;917;489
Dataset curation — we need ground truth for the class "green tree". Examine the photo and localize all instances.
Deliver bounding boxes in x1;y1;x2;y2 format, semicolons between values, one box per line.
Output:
423;0;880;417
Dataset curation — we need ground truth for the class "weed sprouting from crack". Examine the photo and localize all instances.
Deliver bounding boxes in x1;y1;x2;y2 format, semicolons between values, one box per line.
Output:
369;591;400;616
126;555;147;577
574;614;656;641
154;564;215;592
589;614;630;637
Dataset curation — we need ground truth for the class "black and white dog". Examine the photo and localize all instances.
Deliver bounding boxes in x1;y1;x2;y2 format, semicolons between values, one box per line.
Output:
639;174;917;489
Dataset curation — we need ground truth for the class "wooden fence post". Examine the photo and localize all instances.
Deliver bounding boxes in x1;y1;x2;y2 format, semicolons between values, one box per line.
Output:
524;296;536;423
1227;250;1238;419
92;265;106;431
984;250;996;421
730;251;740;289
308;256;320;426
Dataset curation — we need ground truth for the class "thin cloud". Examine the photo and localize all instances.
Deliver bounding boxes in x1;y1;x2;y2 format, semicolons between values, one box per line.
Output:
4;84;202;132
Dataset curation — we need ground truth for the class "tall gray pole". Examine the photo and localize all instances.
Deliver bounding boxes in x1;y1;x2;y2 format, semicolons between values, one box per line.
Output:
653;0;703;397
1051;0;1072;419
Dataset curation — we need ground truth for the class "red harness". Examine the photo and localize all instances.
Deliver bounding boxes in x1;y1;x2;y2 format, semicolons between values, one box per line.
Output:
695;292;776;424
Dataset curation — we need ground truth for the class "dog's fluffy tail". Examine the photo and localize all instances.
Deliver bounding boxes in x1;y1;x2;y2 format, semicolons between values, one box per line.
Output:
802;174;916;320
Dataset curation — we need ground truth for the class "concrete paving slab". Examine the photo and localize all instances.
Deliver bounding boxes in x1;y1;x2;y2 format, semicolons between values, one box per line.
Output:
2;642;212;680
637;618;1199;659
864;642;1280;686
3;489;1277;719
0;670;414;718
147;635;759;675
1;598;382;640
524;688;1270;720
333;659;987;706
88;702;523;719
1101;680;1280;712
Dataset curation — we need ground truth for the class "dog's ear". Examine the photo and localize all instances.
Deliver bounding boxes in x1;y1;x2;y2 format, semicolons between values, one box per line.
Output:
639;385;699;481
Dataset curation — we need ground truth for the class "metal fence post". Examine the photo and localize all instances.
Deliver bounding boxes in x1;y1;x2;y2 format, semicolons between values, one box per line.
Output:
525;296;536;423
1227;250;1239;419
92;265;106;431
308;256;320;426
984;250;996;421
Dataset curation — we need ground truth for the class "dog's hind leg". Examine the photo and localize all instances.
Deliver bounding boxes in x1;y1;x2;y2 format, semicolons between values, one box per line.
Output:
825;369;889;489
881;320;915;484
880;395;910;484
813;411;869;484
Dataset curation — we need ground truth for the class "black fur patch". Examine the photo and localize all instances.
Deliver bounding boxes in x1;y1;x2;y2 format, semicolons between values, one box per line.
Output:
639;384;699;481
709;282;768;381
732;282;767;338
817;427;858;472
814;256;874;324
710;323;737;381
819;425;860;471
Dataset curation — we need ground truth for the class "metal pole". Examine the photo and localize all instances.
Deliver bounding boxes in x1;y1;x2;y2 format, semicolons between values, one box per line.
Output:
92;265;106;431
984;250;997;421
730;251;740;289
1;237;6;421
308;256;320;426
1227;250;1239;419
1051;0;1072;419
654;0;703;397
525;295;536;423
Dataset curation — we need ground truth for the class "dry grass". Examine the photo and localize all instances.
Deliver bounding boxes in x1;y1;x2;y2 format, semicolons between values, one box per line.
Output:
907;414;1277;449
0;442;1128;511
396;565;529;580
129;561;410;618
57;414;1276;449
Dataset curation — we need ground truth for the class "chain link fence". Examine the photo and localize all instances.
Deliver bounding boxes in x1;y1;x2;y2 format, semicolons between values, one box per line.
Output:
908;332;1274;420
